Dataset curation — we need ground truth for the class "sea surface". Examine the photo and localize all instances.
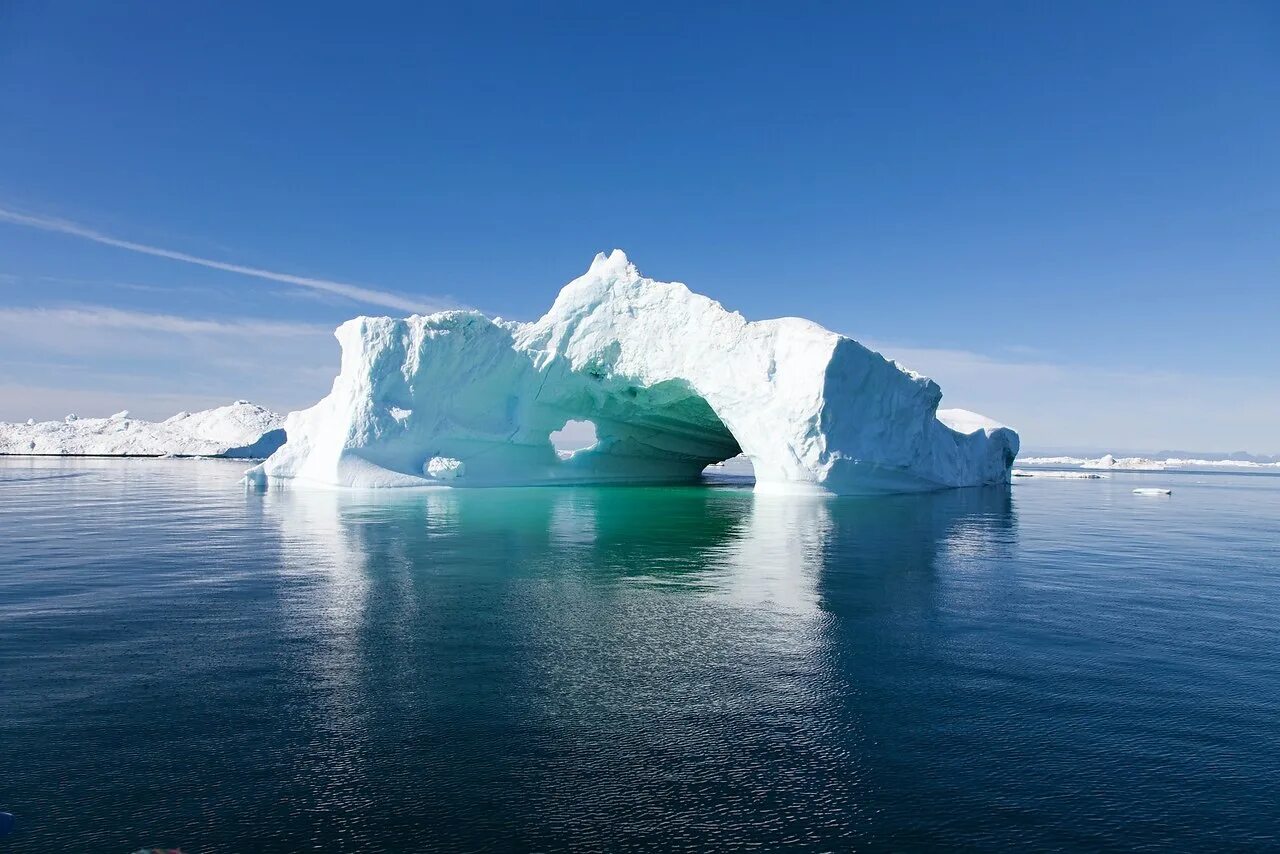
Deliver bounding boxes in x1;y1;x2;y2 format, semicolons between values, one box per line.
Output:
1;458;1278;852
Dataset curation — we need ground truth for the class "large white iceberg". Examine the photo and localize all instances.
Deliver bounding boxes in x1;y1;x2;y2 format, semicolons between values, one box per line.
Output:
0;401;286;458
248;251;1018;495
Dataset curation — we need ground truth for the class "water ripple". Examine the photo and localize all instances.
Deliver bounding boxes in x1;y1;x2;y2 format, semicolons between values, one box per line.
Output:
1;459;1278;850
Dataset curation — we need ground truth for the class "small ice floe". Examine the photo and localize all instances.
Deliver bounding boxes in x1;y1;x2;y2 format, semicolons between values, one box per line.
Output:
1012;469;1105;479
1133;488;1172;496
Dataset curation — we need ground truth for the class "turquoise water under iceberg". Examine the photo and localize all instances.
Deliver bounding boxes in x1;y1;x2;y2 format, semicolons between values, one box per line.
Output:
1;458;1278;850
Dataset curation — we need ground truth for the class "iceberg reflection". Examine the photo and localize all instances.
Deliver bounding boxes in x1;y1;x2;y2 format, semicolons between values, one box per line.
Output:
254;483;1016;847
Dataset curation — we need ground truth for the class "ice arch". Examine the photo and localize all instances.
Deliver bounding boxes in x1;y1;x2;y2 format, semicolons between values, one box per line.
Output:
539;379;743;483
248;251;1018;495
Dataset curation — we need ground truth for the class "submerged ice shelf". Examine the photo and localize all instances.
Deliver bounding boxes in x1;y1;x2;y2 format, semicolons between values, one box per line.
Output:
248;251;1019;496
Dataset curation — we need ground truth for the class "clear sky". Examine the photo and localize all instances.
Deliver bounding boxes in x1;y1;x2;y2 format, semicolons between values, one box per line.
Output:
1;2;1276;453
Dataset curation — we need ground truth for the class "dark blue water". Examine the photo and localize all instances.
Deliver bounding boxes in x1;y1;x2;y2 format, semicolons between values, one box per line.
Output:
2;458;1278;851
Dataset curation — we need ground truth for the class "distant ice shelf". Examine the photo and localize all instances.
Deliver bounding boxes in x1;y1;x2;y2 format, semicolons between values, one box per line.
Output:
247;251;1019;495
0;401;286;458
1018;453;1280;472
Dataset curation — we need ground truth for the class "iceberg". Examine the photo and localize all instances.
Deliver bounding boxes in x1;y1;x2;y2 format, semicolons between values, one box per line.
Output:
0;401;286;458
248;251;1018;495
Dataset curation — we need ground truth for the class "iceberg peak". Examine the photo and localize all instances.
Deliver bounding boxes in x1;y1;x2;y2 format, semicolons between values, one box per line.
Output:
588;248;632;274
249;253;1018;494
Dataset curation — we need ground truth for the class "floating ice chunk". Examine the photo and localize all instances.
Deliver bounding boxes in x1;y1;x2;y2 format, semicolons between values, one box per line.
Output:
1133;488;1172;496
1012;469;1105;479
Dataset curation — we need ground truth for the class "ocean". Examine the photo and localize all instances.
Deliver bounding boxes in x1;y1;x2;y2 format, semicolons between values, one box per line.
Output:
2;458;1277;851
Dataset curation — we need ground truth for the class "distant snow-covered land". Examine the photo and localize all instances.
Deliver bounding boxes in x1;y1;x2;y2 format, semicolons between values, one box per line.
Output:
0;401;286;458
1018;452;1280;473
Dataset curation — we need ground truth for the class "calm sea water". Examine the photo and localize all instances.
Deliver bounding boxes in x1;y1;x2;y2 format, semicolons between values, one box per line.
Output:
1;458;1278;852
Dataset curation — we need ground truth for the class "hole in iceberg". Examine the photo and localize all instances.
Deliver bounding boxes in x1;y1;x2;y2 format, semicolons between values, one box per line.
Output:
550;419;598;459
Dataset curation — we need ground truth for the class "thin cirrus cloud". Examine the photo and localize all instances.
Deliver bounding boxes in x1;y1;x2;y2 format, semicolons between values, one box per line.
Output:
0;305;329;337
0;304;341;421
0;205;444;314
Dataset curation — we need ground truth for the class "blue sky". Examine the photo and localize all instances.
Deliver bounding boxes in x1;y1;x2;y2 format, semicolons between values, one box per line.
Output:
1;2;1276;452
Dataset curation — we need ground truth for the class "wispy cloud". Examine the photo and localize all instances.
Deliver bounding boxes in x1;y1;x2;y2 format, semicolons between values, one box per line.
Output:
0;206;443;313
0;305;327;337
0;381;261;422
0;304;340;420
0;272;233;297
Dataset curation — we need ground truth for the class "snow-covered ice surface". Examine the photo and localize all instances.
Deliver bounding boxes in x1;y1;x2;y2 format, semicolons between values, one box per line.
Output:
249;251;1019;495
0;401;286;458
935;408;1007;436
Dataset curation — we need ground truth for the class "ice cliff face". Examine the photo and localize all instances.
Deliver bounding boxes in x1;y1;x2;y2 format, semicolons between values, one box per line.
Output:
0;401;286;458
249;251;1018;495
